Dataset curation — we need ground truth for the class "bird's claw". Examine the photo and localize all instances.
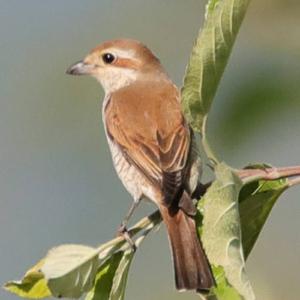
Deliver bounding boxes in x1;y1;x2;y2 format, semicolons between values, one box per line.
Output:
117;224;137;252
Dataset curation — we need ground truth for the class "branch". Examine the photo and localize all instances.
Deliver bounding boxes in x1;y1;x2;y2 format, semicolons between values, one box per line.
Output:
104;164;300;254
120;165;300;241
97;210;162;257
121;165;300;250
236;165;300;184
288;176;300;187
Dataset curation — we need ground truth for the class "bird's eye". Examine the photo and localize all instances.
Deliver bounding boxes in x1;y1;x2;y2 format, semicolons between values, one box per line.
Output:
102;53;115;64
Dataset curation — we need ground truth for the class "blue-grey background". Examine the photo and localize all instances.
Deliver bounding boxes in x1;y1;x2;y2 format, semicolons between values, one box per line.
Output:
1;1;299;299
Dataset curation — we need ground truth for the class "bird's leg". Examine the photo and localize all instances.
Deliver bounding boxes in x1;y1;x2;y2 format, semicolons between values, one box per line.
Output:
117;198;141;251
118;198;141;231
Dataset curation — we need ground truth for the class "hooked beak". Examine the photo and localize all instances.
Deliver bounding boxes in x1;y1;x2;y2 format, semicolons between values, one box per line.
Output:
66;61;96;76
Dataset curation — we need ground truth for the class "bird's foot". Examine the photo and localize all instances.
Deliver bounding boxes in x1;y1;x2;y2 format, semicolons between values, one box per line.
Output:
117;224;137;252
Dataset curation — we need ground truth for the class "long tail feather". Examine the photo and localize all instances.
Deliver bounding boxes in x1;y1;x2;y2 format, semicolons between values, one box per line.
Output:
159;193;214;291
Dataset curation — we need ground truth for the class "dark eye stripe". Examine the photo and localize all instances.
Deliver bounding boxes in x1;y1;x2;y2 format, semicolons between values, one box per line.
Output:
102;53;115;64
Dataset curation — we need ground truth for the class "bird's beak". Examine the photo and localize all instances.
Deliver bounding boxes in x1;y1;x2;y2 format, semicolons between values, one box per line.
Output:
66;61;95;76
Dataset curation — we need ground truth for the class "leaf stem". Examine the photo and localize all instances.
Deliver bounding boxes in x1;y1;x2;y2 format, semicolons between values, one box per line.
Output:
201;115;220;165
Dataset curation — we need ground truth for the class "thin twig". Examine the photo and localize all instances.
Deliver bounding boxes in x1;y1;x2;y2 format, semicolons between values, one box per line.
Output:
288;176;300;187
96;210;162;258
236;165;300;184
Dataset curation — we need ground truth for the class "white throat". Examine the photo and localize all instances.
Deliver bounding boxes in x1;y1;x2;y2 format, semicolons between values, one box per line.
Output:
95;67;137;94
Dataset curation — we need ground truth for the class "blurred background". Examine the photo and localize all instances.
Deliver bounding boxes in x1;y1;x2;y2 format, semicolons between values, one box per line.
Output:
0;0;299;299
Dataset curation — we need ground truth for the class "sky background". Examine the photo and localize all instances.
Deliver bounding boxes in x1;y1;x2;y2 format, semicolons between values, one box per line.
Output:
0;1;300;299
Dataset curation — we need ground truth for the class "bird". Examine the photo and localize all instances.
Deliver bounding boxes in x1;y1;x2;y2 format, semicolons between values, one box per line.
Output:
66;39;214;291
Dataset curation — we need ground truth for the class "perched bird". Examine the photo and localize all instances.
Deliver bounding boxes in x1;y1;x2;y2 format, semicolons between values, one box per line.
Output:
66;39;214;291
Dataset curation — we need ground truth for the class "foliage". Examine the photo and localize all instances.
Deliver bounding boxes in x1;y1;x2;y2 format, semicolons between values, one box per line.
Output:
181;0;251;134
201;163;254;299
4;260;51;299
3;0;300;299
85;250;134;300
239;178;288;259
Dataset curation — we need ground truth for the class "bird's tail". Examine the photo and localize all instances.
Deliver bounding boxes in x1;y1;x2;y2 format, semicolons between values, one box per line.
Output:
159;192;214;291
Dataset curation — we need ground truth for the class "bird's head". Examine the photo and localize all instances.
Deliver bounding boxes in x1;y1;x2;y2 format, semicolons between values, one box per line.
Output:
66;39;164;93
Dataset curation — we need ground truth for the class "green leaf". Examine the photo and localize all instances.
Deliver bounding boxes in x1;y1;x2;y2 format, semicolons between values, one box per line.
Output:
181;0;251;133
4;260;51;299
109;250;134;300
41;244;99;298
85;250;134;300
210;266;242;300
85;252;123;300
239;178;288;258
201;163;255;300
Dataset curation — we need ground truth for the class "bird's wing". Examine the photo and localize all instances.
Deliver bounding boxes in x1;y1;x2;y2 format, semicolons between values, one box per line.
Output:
104;82;191;206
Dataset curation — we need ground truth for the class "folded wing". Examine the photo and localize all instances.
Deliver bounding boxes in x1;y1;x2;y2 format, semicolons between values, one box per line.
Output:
104;81;191;206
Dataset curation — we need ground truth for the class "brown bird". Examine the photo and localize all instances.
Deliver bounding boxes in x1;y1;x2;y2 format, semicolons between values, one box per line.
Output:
66;39;214;291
